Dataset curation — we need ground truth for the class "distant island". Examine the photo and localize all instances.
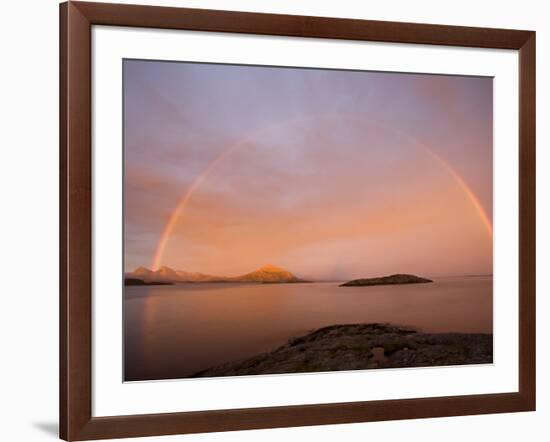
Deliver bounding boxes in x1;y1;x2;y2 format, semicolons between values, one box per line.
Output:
125;264;309;284
125;267;435;286
124;278;173;286
192;323;492;377
340;274;432;287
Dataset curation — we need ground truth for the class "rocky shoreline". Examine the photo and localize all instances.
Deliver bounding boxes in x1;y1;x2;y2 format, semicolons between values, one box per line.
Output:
192;323;492;378
124;278;173;286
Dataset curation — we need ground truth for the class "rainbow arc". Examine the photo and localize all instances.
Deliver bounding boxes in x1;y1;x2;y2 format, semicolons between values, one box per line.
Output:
151;114;492;270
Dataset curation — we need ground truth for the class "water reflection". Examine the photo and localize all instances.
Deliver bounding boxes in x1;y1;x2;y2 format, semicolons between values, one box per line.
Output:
124;276;492;381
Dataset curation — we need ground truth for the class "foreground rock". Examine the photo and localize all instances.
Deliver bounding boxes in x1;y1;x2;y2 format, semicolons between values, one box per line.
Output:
192;323;492;378
340;274;432;287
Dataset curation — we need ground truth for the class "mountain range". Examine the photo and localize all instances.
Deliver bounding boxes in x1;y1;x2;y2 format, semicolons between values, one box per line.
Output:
126;264;307;284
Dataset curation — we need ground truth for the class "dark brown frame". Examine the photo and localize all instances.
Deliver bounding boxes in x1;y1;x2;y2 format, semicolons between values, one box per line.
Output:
60;1;536;440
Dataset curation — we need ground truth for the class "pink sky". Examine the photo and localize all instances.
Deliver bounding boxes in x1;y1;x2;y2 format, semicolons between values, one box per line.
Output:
124;60;493;280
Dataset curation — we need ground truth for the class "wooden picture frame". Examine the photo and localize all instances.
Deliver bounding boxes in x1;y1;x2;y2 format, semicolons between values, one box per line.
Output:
60;1;536;440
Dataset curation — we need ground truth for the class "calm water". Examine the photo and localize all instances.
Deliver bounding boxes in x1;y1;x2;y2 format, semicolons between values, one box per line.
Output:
124;276;492;381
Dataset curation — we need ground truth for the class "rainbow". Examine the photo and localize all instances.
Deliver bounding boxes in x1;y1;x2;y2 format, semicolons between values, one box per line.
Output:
151;115;492;270
151;117;309;269
151;143;243;270
422;147;493;236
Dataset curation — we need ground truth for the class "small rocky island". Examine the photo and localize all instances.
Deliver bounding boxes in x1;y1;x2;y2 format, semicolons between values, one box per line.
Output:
340;273;433;287
192;323;492;378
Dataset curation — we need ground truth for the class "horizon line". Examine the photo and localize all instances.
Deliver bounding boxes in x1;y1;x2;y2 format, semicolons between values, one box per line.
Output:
126;264;493;281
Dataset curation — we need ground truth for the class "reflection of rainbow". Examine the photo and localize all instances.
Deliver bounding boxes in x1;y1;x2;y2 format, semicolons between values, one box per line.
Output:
151;116;492;270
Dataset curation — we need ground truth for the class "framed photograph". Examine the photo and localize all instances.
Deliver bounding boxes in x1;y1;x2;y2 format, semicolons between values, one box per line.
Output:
60;1;536;440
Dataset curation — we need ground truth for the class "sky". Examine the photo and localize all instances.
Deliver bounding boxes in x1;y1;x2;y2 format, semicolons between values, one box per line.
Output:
124;59;493;280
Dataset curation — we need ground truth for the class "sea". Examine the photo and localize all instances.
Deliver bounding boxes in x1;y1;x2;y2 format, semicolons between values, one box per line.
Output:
124;276;492;381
